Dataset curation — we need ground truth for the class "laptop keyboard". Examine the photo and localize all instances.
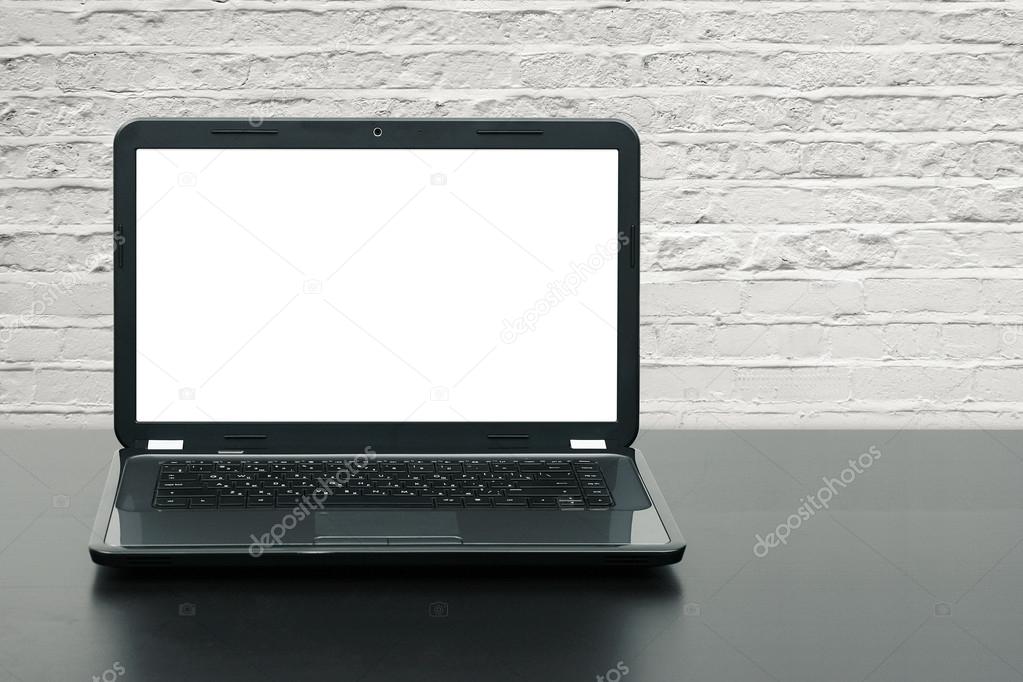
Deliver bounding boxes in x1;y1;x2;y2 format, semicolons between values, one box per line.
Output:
153;458;615;510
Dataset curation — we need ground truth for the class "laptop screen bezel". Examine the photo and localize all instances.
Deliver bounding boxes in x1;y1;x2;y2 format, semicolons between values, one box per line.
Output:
113;119;640;452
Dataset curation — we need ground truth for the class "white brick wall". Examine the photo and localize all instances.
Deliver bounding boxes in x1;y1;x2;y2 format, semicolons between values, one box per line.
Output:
2;1;1022;428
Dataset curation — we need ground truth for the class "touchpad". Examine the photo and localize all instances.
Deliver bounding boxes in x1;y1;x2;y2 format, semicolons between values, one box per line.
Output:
315;510;461;539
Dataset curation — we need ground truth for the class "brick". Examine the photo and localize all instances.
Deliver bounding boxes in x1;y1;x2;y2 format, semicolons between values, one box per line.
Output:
0;368;35;404
865;278;982;313
997;325;1023;358
940;10;1023;46
879;324;943;359
745;281;862;316
0;186;110;225
0;274;113;317
0;233;113;272
643;230;747;271
746;230;895;270
641;282;742;316
830;324;946;360
642;364;734;401
33;368;112;405
713;324;827;358
975;368;1023;402
649;323;714;358
828;326;888;359
733;367;850;402
851;366;973;400
0;142;112;179
982;280;1023;313
639;323;659;360
940;324;1001;359
0;328;62;362
62;327;113;362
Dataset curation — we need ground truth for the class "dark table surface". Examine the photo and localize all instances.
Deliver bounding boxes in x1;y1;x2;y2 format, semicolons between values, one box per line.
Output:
1;429;1022;682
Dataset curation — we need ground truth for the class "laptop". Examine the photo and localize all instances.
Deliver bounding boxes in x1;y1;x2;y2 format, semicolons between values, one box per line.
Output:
88;118;685;567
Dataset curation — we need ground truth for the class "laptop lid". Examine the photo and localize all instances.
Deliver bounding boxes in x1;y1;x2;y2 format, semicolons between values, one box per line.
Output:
113;119;639;453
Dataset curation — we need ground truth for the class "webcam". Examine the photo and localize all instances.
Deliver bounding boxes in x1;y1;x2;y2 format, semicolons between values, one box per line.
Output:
372;127;383;138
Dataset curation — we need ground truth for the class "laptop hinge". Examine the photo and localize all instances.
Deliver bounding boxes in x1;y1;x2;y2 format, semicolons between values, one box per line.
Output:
570;439;607;450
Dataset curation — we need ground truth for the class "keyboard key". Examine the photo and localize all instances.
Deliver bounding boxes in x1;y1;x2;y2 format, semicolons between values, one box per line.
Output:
154;497;188;508
321;497;435;507
586;496;613;507
156;488;202;497
189;496;217;507
158;481;200;489
506;487;581;496
495;498;527;506
160;472;198;482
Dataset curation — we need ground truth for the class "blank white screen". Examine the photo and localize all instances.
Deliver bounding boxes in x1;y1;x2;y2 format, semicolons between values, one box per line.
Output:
135;148;619;422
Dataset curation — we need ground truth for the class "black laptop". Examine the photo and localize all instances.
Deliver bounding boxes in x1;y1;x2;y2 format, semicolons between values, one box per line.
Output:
88;118;685;567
